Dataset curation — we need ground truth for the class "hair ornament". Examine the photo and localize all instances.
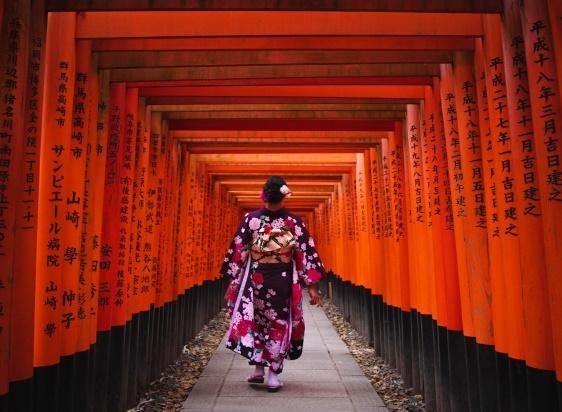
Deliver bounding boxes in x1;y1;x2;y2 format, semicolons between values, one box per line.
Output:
280;185;292;197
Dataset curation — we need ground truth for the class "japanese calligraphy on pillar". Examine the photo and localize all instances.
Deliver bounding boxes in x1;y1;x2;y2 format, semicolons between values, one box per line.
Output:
485;46;519;237
457;66;487;229
443;89;466;219
19;35;42;232
369;147;383;239
474;43;499;238
48;61;72;332
343;174;355;241
59;42;91;351
505;35;541;218
151;121;164;298
382;149;393;239
114;88;137;322
523;18;562;203
390;137;406;241
130;118;142;304
133;103;151;307
433;81;455;231
143;128;158;294
424;100;441;223
0;8;25;261
356;159;368;234
77;59;101;349
408;106;425;224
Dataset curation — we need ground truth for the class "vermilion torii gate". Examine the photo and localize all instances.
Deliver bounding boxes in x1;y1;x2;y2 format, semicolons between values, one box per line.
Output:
0;1;561;411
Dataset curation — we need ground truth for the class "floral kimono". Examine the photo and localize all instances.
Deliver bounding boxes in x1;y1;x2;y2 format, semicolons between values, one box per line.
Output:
221;207;325;374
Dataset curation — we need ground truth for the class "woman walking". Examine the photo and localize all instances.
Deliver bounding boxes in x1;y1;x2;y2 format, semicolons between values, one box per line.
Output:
220;176;325;391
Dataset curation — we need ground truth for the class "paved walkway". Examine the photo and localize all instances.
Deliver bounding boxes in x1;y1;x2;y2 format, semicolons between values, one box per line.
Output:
181;301;388;412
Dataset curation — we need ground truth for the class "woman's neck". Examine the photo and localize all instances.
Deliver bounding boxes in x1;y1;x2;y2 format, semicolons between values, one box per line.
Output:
266;203;284;211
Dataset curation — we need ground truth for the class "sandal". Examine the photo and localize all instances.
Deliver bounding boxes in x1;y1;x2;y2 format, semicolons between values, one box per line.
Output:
267;371;283;392
267;381;283;392
247;373;265;383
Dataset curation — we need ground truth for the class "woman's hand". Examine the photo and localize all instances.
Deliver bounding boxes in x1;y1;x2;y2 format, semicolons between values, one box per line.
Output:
308;285;321;305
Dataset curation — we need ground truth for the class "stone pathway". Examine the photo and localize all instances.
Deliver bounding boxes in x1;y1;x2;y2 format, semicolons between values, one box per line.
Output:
181;301;388;412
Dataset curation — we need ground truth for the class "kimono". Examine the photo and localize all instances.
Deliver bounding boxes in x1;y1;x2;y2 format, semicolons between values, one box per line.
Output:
220;207;325;374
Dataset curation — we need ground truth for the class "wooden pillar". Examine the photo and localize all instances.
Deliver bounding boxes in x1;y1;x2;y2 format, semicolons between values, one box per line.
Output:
131;98;150;315
422;86;447;329
453;51;498;411
410;103;440;409
367;147;385;299
140;105;156;312
520;0;562;388
148;112;163;307
419;101;437;321
0;0;30;396
334;181;346;278
439;63;477;411
121;87;138;322
431;77;465;412
98;83;125;333
360;149;376;297
422;86;449;412
404;105;423;319
390;125;410;313
380;143;393;308
432;77;463;334
342;172;357;285
355;153;370;291
453;51;493;347
34;10;76;368
439;64;474;337
501;2;558;408
483;14;527;365
182;149;196;291
474;36;512;410
88;69;109;344
8;0;38;391
474;36;508;354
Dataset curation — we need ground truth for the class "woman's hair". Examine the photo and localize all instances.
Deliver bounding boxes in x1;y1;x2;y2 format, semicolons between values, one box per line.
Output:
262;175;288;204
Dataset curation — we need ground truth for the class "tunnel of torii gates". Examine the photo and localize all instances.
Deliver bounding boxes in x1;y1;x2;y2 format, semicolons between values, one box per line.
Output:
0;1;562;412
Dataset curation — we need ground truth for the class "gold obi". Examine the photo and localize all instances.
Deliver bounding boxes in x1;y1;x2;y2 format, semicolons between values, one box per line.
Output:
250;227;296;264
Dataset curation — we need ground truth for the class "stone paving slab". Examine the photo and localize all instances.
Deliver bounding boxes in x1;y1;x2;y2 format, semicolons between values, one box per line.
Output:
181;301;389;412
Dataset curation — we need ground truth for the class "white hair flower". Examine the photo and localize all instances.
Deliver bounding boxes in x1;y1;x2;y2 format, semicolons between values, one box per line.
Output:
280;184;292;197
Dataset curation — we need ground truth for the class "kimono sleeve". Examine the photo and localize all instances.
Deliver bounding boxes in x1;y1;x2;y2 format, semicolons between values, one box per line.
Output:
220;214;252;280
293;219;326;286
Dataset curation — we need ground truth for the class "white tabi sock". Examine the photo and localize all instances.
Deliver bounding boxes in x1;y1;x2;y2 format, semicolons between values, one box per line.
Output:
253;365;265;377
267;369;281;386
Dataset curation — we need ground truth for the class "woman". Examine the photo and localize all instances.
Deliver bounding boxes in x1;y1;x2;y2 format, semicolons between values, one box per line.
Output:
220;176;325;392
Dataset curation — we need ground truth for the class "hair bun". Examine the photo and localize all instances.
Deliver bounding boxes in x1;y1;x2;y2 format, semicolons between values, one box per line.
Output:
262;176;289;203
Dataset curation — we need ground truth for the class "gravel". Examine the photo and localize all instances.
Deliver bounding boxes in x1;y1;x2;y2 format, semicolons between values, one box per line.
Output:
131;310;230;412
321;301;426;412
